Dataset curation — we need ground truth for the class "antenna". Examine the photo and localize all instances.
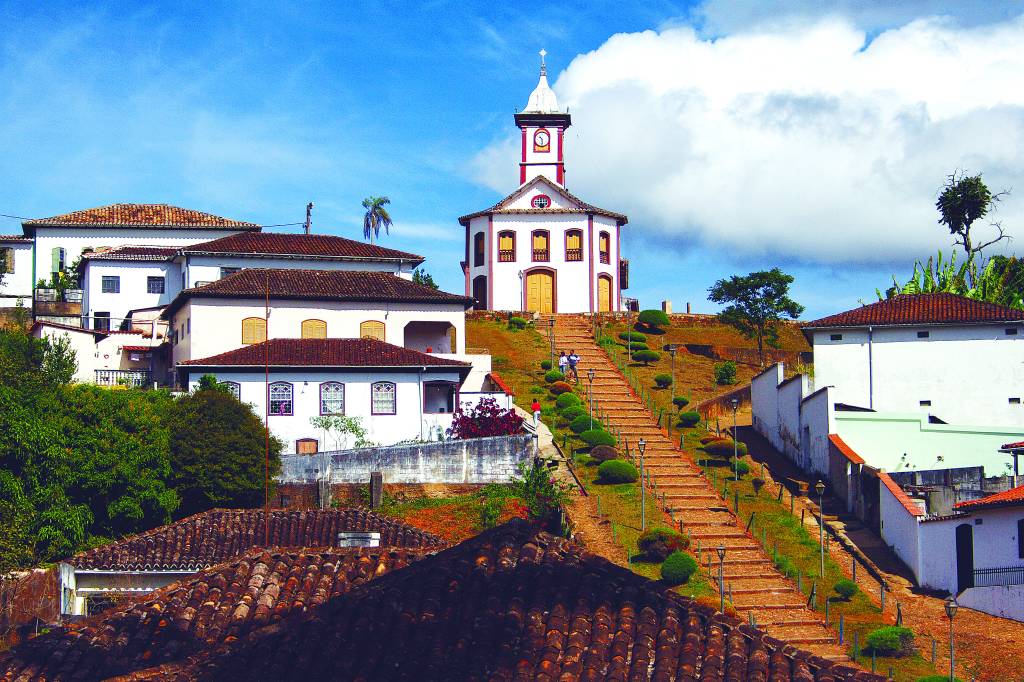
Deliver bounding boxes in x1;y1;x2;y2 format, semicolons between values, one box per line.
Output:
304;202;314;235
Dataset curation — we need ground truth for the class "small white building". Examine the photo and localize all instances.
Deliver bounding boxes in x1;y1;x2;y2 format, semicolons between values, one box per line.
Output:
804;293;1024;427
458;55;629;314
179;338;473;451
31;321;164;386
80;246;179;330
0;235;34;308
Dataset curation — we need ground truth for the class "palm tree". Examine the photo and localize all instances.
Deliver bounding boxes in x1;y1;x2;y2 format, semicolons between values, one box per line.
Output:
362;196;393;244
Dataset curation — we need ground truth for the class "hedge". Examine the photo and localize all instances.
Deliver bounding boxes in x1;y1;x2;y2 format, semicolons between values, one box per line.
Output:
661;551;698;585
597;459;638;483
508;316;528;329
589;445;619;463
626;343;650;353
570;414;601;434
618;331;646;343
638;309;670;331
638;527;689;561
701;440;748;457
865;626;914;657
549;381;573;396
555;393;582;410
714;360;737;385
581;429;616;448
632;349;661;365
529;385;546;395
559;406;587;422
677;411;701;428
699;434;729;445
654;373;673;388
540;360;552;371
732;459;750;476
672;396;690;409
544;370;565;383
833;579;858;600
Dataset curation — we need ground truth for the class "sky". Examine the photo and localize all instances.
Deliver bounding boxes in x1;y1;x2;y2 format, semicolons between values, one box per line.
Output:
1;0;1023;318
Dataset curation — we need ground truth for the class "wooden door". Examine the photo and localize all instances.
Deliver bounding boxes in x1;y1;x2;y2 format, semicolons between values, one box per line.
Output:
598;276;612;312
526;271;553;314
955;523;974;592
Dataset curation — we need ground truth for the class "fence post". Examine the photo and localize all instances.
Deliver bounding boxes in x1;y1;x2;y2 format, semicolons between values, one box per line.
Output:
838;614;844;643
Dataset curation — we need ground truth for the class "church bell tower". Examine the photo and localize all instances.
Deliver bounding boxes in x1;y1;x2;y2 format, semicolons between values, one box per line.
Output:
515;50;572;187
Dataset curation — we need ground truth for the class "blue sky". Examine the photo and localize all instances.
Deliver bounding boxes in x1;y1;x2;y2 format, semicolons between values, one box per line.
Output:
2;1;1023;317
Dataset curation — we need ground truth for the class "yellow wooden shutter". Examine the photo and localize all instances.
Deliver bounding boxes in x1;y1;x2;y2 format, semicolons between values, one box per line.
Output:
301;319;327;339
533;232;547;250
242;317;267;344
566;231;580;250
360;320;385;341
499;233;513;250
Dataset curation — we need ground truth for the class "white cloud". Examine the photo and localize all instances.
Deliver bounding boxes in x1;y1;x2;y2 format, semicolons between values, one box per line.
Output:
471;16;1024;263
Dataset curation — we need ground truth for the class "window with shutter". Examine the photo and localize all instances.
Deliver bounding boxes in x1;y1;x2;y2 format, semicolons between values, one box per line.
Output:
360;320;385;341
301;319;327;339
565;230;583;261
1;248;13;274
473;232;485;267
498;231;515;262
241;317;267;344
599;232;611;264
532;230;549;261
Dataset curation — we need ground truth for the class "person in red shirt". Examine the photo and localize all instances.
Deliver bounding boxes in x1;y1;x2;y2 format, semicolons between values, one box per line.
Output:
531;399;541;429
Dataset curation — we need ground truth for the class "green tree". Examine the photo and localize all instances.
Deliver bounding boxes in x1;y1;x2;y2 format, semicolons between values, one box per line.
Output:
310;414;373;451
412;267;439;290
708;268;804;366
362;195;393;245
936;171;1010;259
169;389;283;517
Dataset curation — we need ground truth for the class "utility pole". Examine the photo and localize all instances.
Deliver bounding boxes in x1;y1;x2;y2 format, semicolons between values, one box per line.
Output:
304;202;314;235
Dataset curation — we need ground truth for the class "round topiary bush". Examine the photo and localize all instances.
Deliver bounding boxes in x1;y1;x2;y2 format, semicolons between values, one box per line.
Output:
701;440;748;458
661;551;698;585
540;359;552;371
638;526;690;561
589;444;620;463
654;373;673;388
865;626;915;657
555;393;582;410
549;381;573;395
731;459;750;476
618;331;646;343
582;429;616;448
570;414;601;434
632;349;661;366
638;309;670;333
626;342;650;353
597;459;638;483
677;411;701;428
559;405;587;422
699;434;729;445
833;579;858;600
508;316;528;329
672;396;690;410
544;369;565;383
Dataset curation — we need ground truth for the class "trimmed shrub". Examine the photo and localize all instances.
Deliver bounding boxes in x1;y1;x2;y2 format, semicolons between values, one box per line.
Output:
589;445;620;463
626;342;650;353
661;551;698;585
672;396;690;410
699;434;729;445
508;316;528;329
638;527;690;561
581;429;616;448
559;406;586;422
638;309;670;333
731;459;750;476
701;440;748;458
632;349;661;366
865;626;914;657
549;381;573;396
833;579;858;600
540;359;552;371
618;331;646;343
555;393;582;409
529;385;546;395
654;373;673;388
695;595;738;618
570;414;601;434
544;369;565;383
597;459;638;483
677;411;701;428
714;360;737;385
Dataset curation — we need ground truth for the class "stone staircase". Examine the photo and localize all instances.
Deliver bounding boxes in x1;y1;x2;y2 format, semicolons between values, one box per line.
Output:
549;314;847;660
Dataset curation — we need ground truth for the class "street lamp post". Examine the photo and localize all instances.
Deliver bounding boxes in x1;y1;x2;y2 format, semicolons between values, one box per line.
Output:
548;318;556;370
730;398;739;480
717;545;727;613
668;345;678;407
945;597;958;682
638;438;647;531
815;480;826;579
587;368;596;431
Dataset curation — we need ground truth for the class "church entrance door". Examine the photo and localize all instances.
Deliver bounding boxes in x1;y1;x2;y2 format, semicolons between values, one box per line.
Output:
525;271;554;314
597;275;612;312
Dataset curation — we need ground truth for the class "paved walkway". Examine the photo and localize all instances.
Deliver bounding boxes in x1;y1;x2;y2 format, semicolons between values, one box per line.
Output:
550;315;847;661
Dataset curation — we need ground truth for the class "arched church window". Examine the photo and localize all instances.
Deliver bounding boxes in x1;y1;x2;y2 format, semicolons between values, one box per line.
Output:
599;231;611;264
498;231;515;262
531;195;551;209
565;230;583;262
473;232;485;267
532;230;549;262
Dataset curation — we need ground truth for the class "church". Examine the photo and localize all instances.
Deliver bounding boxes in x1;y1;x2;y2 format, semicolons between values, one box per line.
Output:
459;52;629;314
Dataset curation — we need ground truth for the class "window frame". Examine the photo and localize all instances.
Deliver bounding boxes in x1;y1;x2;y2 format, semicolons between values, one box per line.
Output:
93;312;111;332
497;230;516;262
531;194;552;209
220;266;241;279
830;333;843;341
221;381;241;400
301;318;327;339
473;232;485;267
917;330;930;339
564;229;583;262
598;231;611;264
320;381;345;415
1;247;13;274
371;381;397;415
359;320;385;341
423;380;458;414
101;275;121;294
531;229;550;262
268;381;293;416
146;276;165;294
241;317;267;345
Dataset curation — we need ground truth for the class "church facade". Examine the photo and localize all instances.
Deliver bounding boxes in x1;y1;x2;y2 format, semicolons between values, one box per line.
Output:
459;55;629;314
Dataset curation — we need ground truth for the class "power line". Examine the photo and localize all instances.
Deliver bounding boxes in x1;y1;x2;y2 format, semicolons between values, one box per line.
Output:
258;221;306;228
0;213;31;221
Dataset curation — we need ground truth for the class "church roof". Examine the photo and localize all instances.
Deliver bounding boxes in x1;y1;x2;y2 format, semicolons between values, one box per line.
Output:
457;175;628;225
523;54;560;114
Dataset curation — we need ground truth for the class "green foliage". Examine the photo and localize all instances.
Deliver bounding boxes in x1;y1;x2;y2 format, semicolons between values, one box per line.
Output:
41;335;77;385
677;411;701;428
701;439;747;457
589;445;619;463
882;250;1024;310
638;309;670;332
508;316;529;330
638;526;689;561
549;381;573;395
411;267;439;290
570;414;601;434
543;369;565;383
529;385;546;395
936;171;1006;257
654;373;673;388
632;349;661;365
713;360;737;385
672;396;690;410
626;342;650;353
555;393;582;409
540;359;552;371
732;459;750;476
661;551;698;585
508;460;574;526
597;459;638;483
773;553;798;578
559;406;586;422
865;626;915;657
581;429;616;448
618;331;646;343
362;195;393;243
833;578;858;600
708;268;804;365
310;414;373;450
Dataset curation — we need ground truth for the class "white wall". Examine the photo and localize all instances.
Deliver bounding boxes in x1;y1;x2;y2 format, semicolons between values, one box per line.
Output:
879;477;923;583
812;324;1024;426
751;364;784;451
778;374;809;467
181;254;414;289
0;242;33;306
958;585;1024;621
801;388;834;475
187;368;464;450
32;325;156;383
83;260;178;327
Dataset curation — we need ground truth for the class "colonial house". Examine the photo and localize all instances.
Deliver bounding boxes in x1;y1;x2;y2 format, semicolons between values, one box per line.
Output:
31;321;164;387
179;338;473;450
0;235;33;308
79;245;179;331
803;293;1024;427
459;54;629;314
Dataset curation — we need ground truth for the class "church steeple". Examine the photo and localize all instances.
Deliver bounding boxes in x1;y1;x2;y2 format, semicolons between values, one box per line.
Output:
514;49;572;186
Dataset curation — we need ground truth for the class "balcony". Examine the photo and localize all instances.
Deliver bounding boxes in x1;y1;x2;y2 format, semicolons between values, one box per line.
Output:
95;369;152;388
599;252;610;265
619;258;629;289
532;249;549;262
498;249;515;262
565;248;582;262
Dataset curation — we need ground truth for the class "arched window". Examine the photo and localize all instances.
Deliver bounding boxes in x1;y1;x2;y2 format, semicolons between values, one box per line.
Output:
301;319;327;339
473;232;485;267
268;382;293;416
241;317;267;345
599;231;611;264
320;382;345;415
531;194;551;208
498;231;515;262
565;229;583;261
221;381;241;400
360;320;385;341
532;230;549;262
371;381;396;415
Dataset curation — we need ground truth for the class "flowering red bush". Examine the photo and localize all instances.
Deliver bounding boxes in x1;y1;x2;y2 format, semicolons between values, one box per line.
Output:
446;397;525;439
549;381;573;395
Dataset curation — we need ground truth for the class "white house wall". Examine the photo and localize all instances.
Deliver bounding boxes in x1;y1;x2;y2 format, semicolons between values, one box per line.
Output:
181;254;413;289
0;242;33;307
800;389;834;476
812;325;1024;426
83;260;178;327
879;482;923;584
777;375;809;467
751;364;784;452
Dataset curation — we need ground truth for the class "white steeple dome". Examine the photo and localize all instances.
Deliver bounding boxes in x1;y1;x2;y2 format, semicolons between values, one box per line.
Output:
523;49;561;114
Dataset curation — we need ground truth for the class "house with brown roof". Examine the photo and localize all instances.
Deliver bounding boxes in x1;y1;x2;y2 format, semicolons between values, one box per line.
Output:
0;234;33;308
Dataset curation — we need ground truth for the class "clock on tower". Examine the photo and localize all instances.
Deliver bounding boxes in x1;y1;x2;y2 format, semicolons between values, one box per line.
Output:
515;49;571;186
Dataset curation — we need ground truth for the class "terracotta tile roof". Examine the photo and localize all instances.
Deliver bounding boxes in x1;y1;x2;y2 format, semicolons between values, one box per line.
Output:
181;338;472;370
22;204;259;230
0;234;32;242
162;268;471;318
31;320;108;338
80;245;179;262
954;483;1024;510
878;472;925;517
60;520;880;681
487;371;514;395
829;434;865;464
1000;440;1024;450
804;293;1024;330
0;546;428;681
69;508;445;571
458;175;628;225
182;231;423;263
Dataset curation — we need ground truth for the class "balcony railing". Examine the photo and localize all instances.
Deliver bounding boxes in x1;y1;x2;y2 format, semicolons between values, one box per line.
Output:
973;565;1024;588
498;249;515;262
565;248;582;262
95;369;152;388
599;252;610;264
532;249;549;262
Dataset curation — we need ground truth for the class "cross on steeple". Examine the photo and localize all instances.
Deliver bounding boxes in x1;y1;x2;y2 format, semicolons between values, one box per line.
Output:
539;48;547;76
